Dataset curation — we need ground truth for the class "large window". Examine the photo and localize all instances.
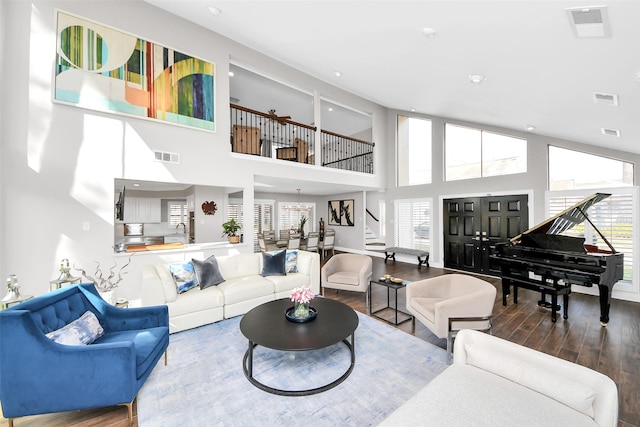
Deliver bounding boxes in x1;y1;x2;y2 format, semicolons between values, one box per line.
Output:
547;189;636;283
445;124;527;181
167;200;188;226
394;198;431;251
548;146;633;190
278;202;315;235
397;116;432;186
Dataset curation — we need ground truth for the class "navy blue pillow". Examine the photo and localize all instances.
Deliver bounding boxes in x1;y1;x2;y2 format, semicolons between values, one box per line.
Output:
261;250;287;276
192;255;225;289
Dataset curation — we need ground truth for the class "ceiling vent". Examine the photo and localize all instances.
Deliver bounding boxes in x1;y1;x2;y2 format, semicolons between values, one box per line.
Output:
154;150;180;164
593;92;619;106
566;6;611;38
601;128;620;137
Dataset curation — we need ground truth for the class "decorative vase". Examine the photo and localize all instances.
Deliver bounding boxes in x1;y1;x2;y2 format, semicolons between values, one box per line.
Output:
293;301;310;318
99;289;117;305
228;235;240;244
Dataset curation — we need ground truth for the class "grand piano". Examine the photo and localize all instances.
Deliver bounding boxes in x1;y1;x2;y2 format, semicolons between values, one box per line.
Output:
491;193;624;326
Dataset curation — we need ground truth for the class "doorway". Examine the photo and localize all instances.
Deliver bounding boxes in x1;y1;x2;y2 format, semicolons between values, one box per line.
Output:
443;194;529;275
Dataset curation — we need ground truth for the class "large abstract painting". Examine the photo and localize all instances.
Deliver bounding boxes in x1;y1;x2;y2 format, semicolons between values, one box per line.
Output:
328;199;355;227
54;11;215;131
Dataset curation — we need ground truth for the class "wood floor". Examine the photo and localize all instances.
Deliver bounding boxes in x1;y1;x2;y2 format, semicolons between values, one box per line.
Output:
3;255;639;426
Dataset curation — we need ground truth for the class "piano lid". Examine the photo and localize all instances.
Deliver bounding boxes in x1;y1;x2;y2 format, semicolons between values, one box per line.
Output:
511;192;612;244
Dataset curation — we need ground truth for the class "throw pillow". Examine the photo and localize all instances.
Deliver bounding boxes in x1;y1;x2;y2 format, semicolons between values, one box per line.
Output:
285;250;298;273
192;255;225;290
46;311;104;345
261;250;287;276
169;261;197;293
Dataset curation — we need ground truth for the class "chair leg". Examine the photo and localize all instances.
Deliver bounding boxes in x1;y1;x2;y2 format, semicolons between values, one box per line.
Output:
8;419;13;427
164;349;168;366
119;398;135;427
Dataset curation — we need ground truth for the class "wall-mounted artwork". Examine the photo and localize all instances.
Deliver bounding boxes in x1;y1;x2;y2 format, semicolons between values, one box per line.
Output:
328;199;355;227
54;11;215;132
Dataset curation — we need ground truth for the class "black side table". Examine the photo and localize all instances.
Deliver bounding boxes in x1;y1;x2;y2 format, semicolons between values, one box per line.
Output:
369;278;413;325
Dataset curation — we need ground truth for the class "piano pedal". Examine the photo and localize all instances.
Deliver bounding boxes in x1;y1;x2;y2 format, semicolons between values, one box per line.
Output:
537;300;561;311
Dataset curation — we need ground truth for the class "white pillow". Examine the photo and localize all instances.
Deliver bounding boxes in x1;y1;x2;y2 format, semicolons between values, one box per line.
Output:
46;311;105;345
464;343;596;418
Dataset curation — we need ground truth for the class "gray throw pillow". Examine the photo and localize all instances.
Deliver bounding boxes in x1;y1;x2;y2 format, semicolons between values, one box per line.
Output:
192;255;225;289
261;250;287;276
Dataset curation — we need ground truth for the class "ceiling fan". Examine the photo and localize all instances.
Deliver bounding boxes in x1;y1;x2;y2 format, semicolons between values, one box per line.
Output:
267;109;291;125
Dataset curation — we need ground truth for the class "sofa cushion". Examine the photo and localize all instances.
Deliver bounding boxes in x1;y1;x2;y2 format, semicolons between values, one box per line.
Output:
266;273;310;295
169;262;197;293
380;364;598;426
464;343;596;418
217;253;261;280
192;255;225;289
261;250;286;276
156;264;178;303
167;285;224;318
217;276;274;305
328;272;359;286
46;311;104;345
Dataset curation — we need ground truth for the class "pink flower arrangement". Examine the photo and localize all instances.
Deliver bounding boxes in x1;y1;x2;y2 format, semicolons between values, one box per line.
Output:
289;285;315;304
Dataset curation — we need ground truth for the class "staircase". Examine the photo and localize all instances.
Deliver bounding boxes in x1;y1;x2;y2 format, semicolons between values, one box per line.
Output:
365;225;386;251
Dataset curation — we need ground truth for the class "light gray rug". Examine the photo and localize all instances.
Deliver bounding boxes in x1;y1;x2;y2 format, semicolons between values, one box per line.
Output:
138;311;447;426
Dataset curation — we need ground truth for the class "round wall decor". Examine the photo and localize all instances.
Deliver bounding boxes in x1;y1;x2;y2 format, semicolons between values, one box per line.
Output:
202;201;217;215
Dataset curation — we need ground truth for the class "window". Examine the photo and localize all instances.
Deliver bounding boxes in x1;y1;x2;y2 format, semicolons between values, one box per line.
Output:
167;201;188;226
254;201;274;234
394;198;431;251
278;202;315;235
445;124;526;181
547;189;635;282
548;146;633;190
397;116;432;186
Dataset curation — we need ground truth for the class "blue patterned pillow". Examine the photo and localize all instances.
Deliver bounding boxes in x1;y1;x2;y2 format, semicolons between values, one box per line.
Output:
285;250;298;273
169;261;197;293
46;311;104;345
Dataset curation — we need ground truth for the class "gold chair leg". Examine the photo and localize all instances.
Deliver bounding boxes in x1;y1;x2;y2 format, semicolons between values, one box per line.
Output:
8;418;13;427
164;349;168;366
119;398;135;427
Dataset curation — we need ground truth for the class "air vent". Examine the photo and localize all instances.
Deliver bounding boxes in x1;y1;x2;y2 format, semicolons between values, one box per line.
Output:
593;92;619;106
601;128;620;137
566;6;611;38
154;150;181;164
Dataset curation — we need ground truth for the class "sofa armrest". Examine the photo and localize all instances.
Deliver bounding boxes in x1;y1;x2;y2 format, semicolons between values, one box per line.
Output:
454;330;618;427
142;264;169;306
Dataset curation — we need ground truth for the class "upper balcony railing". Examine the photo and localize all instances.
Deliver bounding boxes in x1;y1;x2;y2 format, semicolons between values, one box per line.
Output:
231;104;374;174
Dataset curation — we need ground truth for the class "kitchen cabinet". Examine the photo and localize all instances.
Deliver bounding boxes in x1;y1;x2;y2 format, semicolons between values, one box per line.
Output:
124;197;161;223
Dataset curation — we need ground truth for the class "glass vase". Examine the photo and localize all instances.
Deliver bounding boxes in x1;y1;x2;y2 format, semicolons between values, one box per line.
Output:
293;301;310;318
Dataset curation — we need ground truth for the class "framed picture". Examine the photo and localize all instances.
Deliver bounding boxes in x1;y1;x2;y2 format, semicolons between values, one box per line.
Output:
328;199;355;226
54;11;215;132
328;200;341;226
340;199;354;226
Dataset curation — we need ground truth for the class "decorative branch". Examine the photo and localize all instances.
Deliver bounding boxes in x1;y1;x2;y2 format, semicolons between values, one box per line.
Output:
75;255;132;291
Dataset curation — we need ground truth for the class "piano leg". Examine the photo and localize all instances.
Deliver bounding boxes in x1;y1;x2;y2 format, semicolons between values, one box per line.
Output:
598;284;611;326
563;293;569;320
502;279;510;306
551;292;558;322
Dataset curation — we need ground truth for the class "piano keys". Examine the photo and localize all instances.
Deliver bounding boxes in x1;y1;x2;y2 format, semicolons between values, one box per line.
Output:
491;193;624;326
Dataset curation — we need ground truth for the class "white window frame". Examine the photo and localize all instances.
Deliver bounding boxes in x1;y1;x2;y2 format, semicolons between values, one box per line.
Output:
393;198;432;252
397;115;432;186
166;200;188;227
278;202;316;235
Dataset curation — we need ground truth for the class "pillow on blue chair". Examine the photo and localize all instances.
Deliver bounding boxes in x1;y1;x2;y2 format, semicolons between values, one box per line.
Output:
46;311;104;345
169;261;197;293
261;250;287;276
192;255;225;290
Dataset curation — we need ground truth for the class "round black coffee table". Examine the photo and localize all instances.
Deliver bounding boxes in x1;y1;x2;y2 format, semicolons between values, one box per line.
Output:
240;297;359;396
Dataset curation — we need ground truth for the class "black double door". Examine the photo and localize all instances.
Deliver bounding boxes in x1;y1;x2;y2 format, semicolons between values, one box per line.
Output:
443;194;529;275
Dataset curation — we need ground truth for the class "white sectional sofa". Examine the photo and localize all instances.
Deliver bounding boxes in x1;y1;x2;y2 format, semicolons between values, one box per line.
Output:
381;329;618;427
141;250;320;333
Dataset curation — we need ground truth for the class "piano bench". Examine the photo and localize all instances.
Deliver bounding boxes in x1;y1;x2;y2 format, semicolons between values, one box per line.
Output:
502;276;571;323
384;247;429;268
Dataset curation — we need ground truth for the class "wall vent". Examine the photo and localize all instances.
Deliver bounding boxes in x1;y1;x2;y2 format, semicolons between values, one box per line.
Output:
566;6;611;38
154;150;181;164
601;128;620;137
593;92;619;106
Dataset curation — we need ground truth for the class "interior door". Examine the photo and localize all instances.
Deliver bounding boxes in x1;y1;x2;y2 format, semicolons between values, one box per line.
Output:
444;194;528;275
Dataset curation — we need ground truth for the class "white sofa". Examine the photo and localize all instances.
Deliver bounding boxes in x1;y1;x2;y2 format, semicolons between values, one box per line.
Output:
381;329;618;427
141;250;320;333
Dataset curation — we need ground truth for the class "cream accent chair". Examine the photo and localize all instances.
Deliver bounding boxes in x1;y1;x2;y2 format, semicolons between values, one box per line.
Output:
406;274;496;360
321;253;372;304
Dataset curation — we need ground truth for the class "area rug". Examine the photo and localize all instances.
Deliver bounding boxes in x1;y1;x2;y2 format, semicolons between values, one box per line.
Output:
138;312;448;426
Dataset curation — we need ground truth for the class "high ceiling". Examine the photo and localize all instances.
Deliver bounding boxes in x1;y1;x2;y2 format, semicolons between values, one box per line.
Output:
146;0;640;156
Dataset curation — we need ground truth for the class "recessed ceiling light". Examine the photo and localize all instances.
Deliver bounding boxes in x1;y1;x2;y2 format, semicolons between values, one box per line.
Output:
208;6;221;16
228;71;234;77
328;107;334;112
411;107;416;112
422;27;437;37
133;183;140;187
469;74;486;84
525;125;535;132
334;71;342;77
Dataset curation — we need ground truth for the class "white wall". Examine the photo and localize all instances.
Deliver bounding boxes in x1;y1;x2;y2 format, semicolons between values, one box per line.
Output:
0;1;386;301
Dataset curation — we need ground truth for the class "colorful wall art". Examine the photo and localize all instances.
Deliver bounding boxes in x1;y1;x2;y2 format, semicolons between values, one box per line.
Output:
328;199;355;226
54;11;215;131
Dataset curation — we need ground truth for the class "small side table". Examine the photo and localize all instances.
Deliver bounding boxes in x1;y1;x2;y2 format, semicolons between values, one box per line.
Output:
50;276;82;292
369;278;413;325
116;298;129;308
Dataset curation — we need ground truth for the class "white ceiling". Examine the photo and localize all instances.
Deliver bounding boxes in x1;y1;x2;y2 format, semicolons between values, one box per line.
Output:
146;0;640;157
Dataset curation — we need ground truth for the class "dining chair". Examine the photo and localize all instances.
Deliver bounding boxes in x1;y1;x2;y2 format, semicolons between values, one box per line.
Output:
288;235;301;250
318;229;335;259
304;232;320;252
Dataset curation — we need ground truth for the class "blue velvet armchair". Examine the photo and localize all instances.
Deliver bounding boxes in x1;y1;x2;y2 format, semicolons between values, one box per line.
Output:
0;283;169;426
